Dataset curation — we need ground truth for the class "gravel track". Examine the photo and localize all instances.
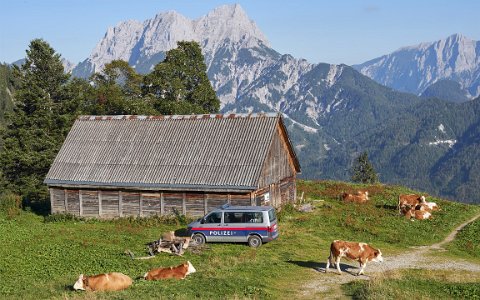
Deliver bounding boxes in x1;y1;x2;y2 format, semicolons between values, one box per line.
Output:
300;213;480;297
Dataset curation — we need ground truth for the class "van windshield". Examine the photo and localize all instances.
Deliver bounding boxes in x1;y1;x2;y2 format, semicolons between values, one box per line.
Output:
268;209;276;222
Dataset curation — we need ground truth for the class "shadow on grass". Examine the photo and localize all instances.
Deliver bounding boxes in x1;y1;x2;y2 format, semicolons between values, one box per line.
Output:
286;260;359;275
376;204;397;211
23;199;50;217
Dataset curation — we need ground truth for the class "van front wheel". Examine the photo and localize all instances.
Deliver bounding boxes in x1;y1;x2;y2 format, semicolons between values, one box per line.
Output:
248;235;262;248
192;233;206;246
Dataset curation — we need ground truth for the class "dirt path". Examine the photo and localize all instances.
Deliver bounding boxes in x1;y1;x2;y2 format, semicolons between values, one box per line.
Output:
300;212;480;298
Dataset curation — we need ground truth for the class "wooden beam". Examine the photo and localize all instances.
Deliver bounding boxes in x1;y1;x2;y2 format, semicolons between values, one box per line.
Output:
139;193;144;217
119;191;123;217
204;194;208;214
48;188;54;214
63;189;68;213
160;192;164;215
79;190;83;216
182;193;186;215
98;190;103;217
250;192;256;206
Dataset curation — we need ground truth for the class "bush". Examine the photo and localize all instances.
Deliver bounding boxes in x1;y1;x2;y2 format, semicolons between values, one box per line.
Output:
0;192;22;217
43;213;85;223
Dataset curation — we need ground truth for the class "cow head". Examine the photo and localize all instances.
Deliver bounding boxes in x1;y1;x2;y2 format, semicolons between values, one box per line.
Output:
73;274;86;291
186;261;196;275
419;195;426;203
372;249;383;263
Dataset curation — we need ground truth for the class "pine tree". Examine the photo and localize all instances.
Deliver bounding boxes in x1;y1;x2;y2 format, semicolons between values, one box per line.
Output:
0;39;70;206
143;41;219;114
351;151;379;184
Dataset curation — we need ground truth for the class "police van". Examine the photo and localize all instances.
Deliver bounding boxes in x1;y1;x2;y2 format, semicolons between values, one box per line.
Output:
187;204;279;248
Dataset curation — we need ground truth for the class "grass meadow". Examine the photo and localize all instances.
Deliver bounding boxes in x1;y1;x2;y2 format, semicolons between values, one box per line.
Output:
0;180;479;299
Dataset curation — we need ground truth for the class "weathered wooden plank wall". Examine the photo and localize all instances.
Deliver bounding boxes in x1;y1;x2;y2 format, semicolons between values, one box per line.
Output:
50;188;258;218
258;125;296;189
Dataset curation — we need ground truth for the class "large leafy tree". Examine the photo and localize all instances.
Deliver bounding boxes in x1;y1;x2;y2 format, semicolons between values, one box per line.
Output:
351;151;379;184
89;60;155;115
0;39;70;205
143;41;219;114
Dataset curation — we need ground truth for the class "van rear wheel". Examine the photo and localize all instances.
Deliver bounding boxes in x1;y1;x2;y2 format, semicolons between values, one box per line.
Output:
248;235;262;248
192;233;205;246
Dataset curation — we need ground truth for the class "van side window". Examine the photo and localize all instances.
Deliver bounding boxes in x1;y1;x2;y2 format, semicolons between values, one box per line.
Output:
224;212;242;223
245;212;263;223
224;212;263;223
268;209;276;222
204;212;222;223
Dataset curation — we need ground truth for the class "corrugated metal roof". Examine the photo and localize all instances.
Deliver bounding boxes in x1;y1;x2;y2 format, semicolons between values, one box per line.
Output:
45;113;299;191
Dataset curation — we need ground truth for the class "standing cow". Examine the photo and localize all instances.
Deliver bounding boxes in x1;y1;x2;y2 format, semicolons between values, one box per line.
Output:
326;240;383;276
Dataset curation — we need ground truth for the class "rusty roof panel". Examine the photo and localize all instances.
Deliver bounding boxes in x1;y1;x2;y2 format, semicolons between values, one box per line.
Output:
45;113;299;191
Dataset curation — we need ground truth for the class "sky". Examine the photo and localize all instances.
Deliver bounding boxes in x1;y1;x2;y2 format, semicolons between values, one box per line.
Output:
1;0;479;66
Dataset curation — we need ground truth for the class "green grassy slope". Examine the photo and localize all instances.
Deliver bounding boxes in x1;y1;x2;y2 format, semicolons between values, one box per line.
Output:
0;180;478;299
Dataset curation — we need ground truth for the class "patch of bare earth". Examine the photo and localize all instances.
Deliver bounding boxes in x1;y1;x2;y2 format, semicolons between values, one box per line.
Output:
299;213;480;298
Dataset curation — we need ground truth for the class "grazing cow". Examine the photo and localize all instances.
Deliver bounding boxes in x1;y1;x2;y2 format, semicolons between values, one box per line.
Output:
341;191;369;203
73;272;132;291
144;261;196;280
398;194;426;214
326;240;383;276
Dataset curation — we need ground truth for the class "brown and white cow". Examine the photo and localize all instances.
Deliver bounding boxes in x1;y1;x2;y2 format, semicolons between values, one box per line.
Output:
342;191;369;203
73;272;133;291
421;201;439;211
398;194;426;214
326;240;383;276
143;261;196;280
406;207;432;220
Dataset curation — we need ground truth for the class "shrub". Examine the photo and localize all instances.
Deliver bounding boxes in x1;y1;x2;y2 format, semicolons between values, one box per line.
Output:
44;213;85;223
0;192;22;217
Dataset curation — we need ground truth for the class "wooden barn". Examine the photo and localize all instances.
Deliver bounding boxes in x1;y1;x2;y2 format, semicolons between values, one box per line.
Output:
44;113;301;218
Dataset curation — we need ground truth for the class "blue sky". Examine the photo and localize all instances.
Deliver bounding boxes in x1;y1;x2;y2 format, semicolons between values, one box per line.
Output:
1;0;479;65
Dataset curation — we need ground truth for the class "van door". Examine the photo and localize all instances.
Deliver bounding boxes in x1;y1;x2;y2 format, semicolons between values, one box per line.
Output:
223;211;248;242
202;211;223;242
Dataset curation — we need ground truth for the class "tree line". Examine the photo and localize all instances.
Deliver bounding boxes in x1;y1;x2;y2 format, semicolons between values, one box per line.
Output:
0;39;219;211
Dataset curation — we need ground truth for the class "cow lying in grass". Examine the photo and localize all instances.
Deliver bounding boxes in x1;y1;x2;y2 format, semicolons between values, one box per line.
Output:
326;240;383;276
73;272;132;291
341;191;369;203
144;261;196;280
405;206;432;220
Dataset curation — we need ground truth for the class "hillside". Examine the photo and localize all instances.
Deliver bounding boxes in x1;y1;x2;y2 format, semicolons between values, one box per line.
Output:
420;79;470;103
0;180;479;299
